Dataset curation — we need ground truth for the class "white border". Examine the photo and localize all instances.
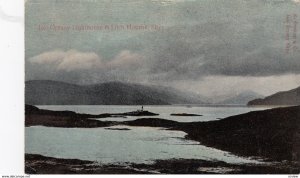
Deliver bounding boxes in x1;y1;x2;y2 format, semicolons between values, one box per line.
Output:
0;1;298;178
0;0;24;174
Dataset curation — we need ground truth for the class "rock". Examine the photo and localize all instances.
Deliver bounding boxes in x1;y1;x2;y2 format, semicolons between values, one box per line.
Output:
170;113;202;116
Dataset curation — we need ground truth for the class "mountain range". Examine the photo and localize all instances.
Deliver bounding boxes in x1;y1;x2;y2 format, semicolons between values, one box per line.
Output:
26;80;299;106
216;91;264;105
248;86;300;106
25;80;206;105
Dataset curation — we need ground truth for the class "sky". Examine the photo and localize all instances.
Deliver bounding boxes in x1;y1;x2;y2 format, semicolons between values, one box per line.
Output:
25;0;300;98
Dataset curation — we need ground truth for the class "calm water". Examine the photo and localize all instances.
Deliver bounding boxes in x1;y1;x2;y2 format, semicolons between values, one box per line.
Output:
37;105;271;122
26;105;271;165
26;125;262;165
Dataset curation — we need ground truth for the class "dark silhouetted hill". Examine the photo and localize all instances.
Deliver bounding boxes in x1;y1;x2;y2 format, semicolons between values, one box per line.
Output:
248;86;300;106
25;80;205;105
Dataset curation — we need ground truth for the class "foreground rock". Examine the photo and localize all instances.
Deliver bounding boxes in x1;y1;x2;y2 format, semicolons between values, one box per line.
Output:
124;118;180;127
25;154;300;174
124;106;300;162
25;154;148;174
25;105;112;128
180;106;300;162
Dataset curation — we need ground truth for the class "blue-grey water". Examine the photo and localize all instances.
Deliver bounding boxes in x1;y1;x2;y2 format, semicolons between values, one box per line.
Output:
26;126;262;165
26;105;271;165
36;105;271;122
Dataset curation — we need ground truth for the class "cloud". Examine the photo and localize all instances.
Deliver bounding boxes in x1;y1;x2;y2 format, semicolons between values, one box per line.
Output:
168;74;300;97
108;50;144;68
137;19;300;81
29;49;103;71
29;49;143;72
27;49;146;84
151;0;196;6
25;0;300;94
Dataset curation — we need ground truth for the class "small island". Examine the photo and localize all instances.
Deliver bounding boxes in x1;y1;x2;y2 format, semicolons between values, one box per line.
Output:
113;110;159;116
170;113;202;116
104;128;131;131
108;106;159;116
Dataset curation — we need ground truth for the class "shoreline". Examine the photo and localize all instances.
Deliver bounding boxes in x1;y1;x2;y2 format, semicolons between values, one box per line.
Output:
25;154;299;174
25;104;300;173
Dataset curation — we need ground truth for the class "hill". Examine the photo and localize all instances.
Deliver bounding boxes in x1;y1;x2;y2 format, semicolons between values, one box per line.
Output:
248;86;300;106
217;91;263;105
25;80;205;105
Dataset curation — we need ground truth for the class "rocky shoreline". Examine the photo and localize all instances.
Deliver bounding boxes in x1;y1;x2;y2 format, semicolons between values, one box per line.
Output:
25;104;300;173
25;104;158;127
25;154;299;174
123;107;300;162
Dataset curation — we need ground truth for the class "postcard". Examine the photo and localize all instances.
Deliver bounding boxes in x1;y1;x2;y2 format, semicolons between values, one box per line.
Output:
25;0;300;174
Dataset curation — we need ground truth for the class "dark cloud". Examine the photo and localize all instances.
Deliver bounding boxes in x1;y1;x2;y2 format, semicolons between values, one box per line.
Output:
26;0;300;86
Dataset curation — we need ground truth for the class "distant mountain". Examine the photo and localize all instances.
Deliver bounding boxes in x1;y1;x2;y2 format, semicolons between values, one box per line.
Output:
248;86;300;106
217;91;264;105
25;80;205;105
